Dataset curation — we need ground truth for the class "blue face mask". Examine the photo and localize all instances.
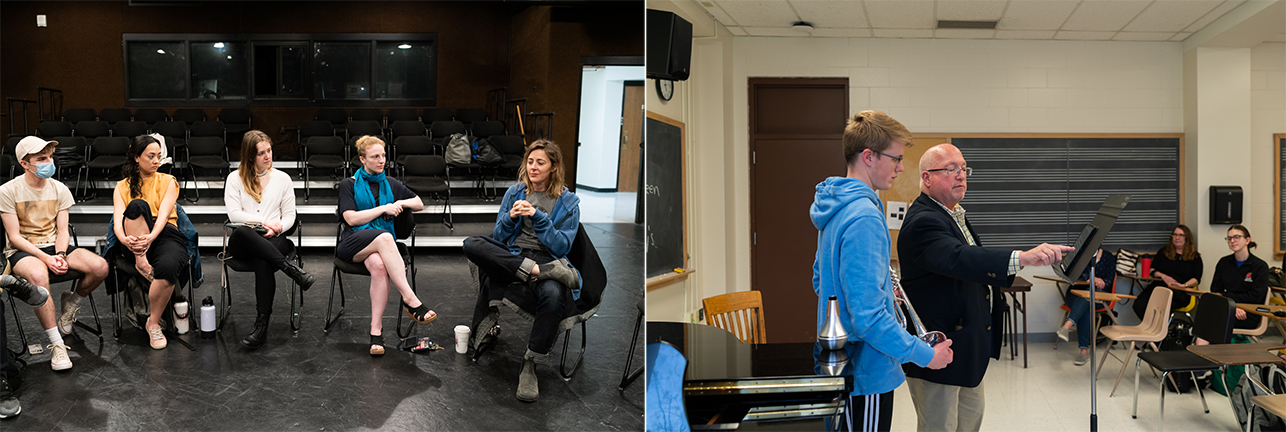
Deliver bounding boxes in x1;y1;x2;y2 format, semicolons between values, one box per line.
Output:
31;162;56;179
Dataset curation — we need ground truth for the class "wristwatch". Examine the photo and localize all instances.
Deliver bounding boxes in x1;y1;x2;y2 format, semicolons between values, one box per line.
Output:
56;250;67;258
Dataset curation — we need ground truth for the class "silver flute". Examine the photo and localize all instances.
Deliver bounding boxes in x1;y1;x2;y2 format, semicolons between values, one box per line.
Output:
890;266;947;347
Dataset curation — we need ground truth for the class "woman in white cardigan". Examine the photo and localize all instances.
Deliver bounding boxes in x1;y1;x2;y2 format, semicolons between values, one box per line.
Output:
224;130;315;349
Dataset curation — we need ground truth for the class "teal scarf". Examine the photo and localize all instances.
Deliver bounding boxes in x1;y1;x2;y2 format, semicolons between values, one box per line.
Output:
353;168;395;234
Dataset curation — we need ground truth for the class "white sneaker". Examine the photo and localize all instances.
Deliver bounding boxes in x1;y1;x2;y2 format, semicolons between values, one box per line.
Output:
49;344;72;371
58;291;82;335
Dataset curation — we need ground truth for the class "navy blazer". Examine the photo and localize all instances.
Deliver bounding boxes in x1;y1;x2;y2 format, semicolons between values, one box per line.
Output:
898;193;1014;388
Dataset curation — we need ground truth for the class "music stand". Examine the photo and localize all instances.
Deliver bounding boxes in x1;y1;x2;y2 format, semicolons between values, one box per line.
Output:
1051;194;1130;432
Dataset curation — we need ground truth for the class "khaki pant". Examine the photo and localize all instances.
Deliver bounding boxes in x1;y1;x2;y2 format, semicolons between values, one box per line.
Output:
906;377;984;432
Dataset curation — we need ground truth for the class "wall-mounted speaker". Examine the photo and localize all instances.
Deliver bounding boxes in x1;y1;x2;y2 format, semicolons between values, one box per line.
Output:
1209;185;1242;224
646;9;692;81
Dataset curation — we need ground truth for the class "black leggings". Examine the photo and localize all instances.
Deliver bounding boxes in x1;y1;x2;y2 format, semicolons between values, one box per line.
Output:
226;225;294;315
122;199;187;284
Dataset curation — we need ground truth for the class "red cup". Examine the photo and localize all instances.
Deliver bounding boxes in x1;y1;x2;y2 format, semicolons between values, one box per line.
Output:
1139;257;1152;278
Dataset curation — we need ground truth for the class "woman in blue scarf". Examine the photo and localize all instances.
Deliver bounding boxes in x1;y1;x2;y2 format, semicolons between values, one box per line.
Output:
337;136;434;356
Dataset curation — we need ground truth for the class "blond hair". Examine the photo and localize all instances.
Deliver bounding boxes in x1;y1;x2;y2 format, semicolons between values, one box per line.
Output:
518;139;565;199
355;135;385;157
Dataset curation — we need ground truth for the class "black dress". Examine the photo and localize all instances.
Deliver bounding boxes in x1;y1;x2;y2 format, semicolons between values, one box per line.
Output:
334;177;417;262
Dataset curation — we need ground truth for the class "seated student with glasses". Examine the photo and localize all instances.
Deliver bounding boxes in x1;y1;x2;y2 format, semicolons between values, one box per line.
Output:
1209;225;1269;330
224;130;316;350
337;135;435;356
112;135;187;350
0;137;110;370
1133;225;1203;320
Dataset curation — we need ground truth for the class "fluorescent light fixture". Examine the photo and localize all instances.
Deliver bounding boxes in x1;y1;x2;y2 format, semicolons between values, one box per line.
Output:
398;44;412;49
213;42;225;48
226;55;232;60
156;49;165;54
936;20;997;29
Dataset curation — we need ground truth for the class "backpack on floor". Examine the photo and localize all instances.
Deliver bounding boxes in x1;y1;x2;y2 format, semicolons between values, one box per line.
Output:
1159;317;1197;393
445;133;474;165
1232;363;1286;431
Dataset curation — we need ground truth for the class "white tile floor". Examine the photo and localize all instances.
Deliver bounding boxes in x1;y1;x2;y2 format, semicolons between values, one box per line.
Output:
886;340;1243;431
578;189;638;223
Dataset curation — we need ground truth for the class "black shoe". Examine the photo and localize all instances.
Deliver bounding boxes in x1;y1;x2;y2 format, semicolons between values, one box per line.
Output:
278;260;315;292
240;313;270;350
1;275;48;307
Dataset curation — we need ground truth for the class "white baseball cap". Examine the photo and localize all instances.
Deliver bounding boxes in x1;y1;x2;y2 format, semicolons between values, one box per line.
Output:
15;136;58;161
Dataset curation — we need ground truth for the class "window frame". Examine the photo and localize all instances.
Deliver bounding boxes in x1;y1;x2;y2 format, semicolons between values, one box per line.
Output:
123;33;438;107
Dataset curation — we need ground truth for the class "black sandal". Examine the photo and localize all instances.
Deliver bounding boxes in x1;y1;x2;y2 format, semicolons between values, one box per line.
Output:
370;334;385;356
402;302;437;325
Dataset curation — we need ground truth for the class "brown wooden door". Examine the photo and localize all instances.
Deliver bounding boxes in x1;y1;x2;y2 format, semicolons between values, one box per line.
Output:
617;82;643;192
749;78;848;343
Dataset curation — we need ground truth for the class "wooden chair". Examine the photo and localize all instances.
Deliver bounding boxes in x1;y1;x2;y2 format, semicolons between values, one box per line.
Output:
702;291;766;344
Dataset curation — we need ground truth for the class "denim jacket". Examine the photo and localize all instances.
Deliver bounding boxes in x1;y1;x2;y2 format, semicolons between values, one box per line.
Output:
493;183;581;298
103;204;203;288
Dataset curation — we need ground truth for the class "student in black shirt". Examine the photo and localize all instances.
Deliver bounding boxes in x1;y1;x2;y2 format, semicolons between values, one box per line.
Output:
1134;224;1203;319
1209;224;1269;330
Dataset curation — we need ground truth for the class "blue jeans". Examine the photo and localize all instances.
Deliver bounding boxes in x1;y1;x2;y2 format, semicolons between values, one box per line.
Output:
1064;288;1104;349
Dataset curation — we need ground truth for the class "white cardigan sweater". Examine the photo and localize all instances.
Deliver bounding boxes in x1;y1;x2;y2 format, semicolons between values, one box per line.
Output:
225;169;297;230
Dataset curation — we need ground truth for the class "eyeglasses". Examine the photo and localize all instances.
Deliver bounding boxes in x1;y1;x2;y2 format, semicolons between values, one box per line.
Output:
925;166;973;178
1225;235;1245;242
1170;233;1185;238
873;150;904;165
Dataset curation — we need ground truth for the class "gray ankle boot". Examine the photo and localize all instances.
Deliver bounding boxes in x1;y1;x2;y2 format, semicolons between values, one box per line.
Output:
517;356;539;402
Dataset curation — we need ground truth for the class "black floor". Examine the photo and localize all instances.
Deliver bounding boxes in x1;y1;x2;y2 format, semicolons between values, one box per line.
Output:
3;223;645;430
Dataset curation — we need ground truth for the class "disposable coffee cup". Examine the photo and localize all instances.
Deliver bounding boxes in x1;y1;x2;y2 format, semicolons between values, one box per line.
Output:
454;325;471;354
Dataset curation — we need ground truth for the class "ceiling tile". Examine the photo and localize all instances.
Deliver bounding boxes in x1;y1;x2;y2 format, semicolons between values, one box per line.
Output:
702;1;738;27
1113;32;1179;41
997;0;1079;30
1183;0;1245;32
935;28;997;39
792;1;870;29
1124;0;1223;32
1169;32;1193;41
1265;34;1286;43
936;0;1007;21
743;26;808;37
872;28;935;38
864;0;935;29
1061;0;1152;31
813;28;874;38
716;1;799;27
995;30;1057;40
728;26;749;36
1055;30;1119;40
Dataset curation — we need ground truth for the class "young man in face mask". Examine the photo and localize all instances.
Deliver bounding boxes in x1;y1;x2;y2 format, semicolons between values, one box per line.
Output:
0;136;109;371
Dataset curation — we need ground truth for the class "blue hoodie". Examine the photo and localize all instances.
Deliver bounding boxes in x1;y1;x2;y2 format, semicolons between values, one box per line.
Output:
811;176;935;396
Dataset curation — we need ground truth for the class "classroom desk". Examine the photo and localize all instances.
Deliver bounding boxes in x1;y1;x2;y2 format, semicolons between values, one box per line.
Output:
1070;289;1138;302
1118;273;1160;298
1187;343;1286;427
1248;394;1286;432
1237;303;1286;340
998;276;1032;368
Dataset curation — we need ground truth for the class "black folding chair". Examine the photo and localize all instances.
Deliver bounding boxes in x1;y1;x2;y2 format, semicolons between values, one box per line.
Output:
217;220;305;332
400;154;453;230
1132;293;1236;429
2;224;104;357
323;210;418;340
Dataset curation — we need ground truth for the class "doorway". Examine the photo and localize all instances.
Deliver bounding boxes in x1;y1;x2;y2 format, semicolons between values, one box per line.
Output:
748;78;849;343
575;64;644;223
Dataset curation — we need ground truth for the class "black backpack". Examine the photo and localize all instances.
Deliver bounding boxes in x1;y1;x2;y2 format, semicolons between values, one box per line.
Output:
471;138;504;165
1159;317;1197;393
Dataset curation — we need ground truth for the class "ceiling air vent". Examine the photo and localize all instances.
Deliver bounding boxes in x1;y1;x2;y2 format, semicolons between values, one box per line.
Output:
936;20;997;29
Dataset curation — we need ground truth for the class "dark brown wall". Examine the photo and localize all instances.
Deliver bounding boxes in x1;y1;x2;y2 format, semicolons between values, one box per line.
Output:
1;1;642;172
507;4;642;189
